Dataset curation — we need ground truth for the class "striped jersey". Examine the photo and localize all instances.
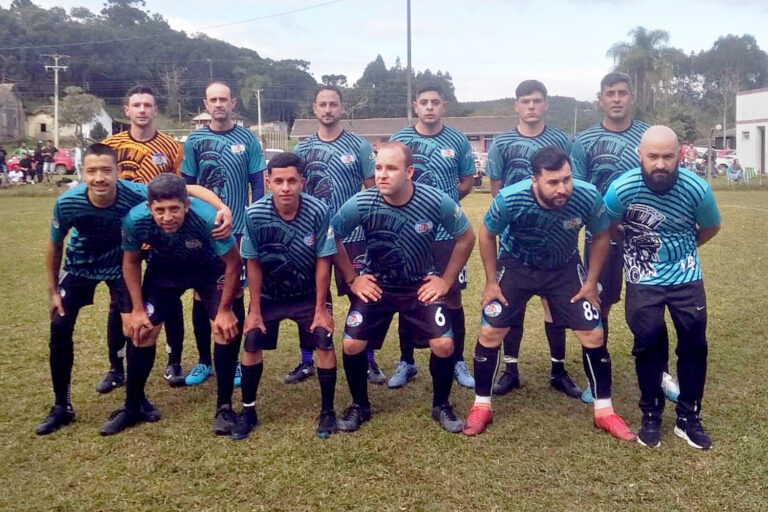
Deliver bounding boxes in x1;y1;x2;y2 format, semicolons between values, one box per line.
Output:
486;126;572;187
182;125;267;235
102;130;183;184
485;179;609;270
390;124;476;241
241;193;336;302
122;197;234;271
570;120;650;196
293;130;375;243
603;167;721;286
333;183;470;286
50;180;148;280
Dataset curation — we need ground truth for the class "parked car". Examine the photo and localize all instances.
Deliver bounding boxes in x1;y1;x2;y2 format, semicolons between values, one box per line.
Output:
264;148;284;165
7;148;75;174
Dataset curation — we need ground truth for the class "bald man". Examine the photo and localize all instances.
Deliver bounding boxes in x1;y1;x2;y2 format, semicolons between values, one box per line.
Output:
604;126;721;450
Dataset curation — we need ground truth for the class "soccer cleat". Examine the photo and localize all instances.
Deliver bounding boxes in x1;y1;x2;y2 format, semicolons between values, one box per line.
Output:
316;409;339;439
550;371;583;399
454;361;475;389
432;403;464;433
140;397;162;422
387;361;418;388
234;363;242;388
99;408;142;436
581;385;595;404
493;370;520;396
637;413;662;448
336;404;372;432
96;368;125;394
284;362;315;384
35;404;75;435
230;407;258;440
594;413;636;441
213;405;237;435
462;405;492;436
662;372;680;403
163;364;185;387
674;416;712;450
367;361;387;384
184;363;213;386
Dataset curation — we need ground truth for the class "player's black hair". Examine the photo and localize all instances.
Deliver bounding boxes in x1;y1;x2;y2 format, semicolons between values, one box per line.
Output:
147;173;188;204
315;85;343;103
125;85;157;105
516;79;547;99
531;146;571;176
600;72;633;93
83;143;117;165
415;83;444;100
380;141;414;169
267;151;305;176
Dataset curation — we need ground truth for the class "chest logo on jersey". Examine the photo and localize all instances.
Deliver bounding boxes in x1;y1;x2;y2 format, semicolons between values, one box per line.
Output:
151;153;169;166
230;144;246;155
339;154;356;165
185;239;203;250
303;233;316;246
414;220;434;234
562;217;583;229
440;148;456;159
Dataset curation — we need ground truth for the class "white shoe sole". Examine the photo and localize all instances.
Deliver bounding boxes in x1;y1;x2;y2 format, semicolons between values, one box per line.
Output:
674;426;710;450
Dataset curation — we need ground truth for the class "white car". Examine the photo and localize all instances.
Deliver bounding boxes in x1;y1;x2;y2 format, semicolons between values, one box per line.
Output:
264;148;284;164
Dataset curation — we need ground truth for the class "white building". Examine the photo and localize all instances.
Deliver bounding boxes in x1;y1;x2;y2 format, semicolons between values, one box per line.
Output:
735;87;768;175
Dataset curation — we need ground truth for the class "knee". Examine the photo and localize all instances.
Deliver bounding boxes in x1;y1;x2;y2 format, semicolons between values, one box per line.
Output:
577;329;603;349
242;350;262;365
479;326;505;348
315;348;336;368
430;337;454;358
343;338;367;355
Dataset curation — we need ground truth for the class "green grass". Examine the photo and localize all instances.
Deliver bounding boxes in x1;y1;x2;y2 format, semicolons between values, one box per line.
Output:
0;189;766;511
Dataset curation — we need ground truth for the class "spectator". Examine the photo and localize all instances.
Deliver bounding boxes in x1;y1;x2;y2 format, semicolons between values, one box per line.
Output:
8;168;23;185
0;146;8;183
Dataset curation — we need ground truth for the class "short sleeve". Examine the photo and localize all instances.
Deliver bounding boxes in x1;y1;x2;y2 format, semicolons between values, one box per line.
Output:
332;195;361;239
585;191;610;234
50;200;68;243
486;138;504;180
121;212;142;252
570;138;589;182
181;139;198;180
439;193;470;238
483;193;511;235
602;182;625;221
359;139;375;180
248;136;267;176
315;207;337;258
695;187;721;228
458;138;476;178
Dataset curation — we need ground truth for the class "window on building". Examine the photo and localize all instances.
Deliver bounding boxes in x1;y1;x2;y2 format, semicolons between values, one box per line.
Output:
742;131;750;140
40;123;47;133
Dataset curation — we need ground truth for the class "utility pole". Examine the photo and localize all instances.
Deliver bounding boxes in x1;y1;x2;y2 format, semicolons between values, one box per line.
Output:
206;58;213;82
254;89;263;138
42;54;68;148
406;0;412;122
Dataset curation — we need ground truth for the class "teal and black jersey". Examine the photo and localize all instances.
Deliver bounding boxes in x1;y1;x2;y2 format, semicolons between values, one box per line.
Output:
182;125;267;236
570;120;650;196
485;179;609;270
390;125;475;241
241;193;336;302
604;167;721;286
486;126;572;187
293;130;375;244
122;197;234;272
50;180;147;281
333;183;470;286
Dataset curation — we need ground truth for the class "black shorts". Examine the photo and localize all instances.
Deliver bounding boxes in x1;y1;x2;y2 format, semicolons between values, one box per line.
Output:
57;271;131;313
243;297;334;351
432;239;468;295
142;265;224;325
585;234;623;306
481;255;602;331
343;284;453;349
334;240;367;297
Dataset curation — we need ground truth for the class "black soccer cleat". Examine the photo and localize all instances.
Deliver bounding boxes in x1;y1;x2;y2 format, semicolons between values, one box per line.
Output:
550;371;583;399
493;370;521;396
230;407;258;441
213;405;237;436
35;404;75;435
99;408;142;436
284;362;315;384
140;397;162;423
163;364;185;387
96;368;125;394
637;412;662;448
337;404;371;432
316;409;339;439
432;403;464;433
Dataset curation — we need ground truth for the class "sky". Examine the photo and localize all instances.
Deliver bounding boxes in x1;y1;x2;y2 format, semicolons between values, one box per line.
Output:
7;0;768;102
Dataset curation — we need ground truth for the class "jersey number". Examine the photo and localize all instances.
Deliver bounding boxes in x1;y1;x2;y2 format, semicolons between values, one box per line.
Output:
582;302;600;321
435;307;446;327
679;255;696;273
458;266;467;285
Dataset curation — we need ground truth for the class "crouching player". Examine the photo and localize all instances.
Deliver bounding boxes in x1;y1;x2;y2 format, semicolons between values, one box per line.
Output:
332;141;475;434
464;146;634;440
231;152;338;441
100;173;242;435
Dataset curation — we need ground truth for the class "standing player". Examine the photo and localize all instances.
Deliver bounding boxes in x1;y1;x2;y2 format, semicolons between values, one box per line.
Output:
101;174;242;435
231;153;338;440
388;84;476;389
332;142;475;434
101;85;187;391
570;72;679;404
182;81;267;387
464;146;634;441
485;80;581;399
288;85;378;385
604;126;721;450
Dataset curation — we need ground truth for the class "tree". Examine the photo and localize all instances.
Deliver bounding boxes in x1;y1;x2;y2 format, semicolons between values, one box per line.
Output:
88;121;108;143
59;86;104;145
321;74;347;88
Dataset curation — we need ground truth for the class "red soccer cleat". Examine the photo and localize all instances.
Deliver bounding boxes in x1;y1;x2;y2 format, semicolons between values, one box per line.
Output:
462;405;493;436
594;413;636;441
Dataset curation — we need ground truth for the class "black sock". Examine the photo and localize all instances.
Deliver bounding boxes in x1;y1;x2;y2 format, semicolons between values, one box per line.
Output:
602;316;609;348
502;326;523;362
164;297;184;366
317;367;337;412
241;362;263;405
398;322;415;365
342;351;369;408
192;299;212;366
473;343;500;397
545;322;566;375
582;345;612;400
430;353;454;407
125;343;156;411
106;304;126;373
214;342;239;408
448;308;465;363
50;311;77;406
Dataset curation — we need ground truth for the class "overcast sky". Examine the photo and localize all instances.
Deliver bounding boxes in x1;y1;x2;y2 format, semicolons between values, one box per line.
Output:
7;0;768;101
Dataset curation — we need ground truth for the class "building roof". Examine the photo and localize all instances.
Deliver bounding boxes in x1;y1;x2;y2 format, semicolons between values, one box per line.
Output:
291;115;519;138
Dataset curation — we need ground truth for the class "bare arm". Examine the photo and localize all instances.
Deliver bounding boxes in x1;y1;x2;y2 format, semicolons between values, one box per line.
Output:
46;239;65;317
458;175;474;199
571;229;609;308
441;228;475;286
244;259;266;334
478;224;507;308
697;224;721;247
335;238;381;302
212;246;242;342
123;249;153;343
310;256;334;333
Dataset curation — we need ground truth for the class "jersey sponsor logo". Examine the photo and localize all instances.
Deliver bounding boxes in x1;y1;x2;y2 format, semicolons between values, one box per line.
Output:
484;301;503;318
52;216;60;229
185;238;203;250
303;233;316;246
440;148;456;158
623;204;665;283
326;226;334;239
346;310;363;327
151;153;169;166
562;217;583;229
230;144;246;155
414;220;434;234
339;153;356;165
454;205;462;218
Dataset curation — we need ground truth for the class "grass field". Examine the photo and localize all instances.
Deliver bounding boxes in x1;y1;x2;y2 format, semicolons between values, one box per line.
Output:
0;183;767;511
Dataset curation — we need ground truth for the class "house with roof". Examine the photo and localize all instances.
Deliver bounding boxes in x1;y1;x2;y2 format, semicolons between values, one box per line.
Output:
0;84;26;143
736;87;768;175
27;106;113;142
191;111;246;130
